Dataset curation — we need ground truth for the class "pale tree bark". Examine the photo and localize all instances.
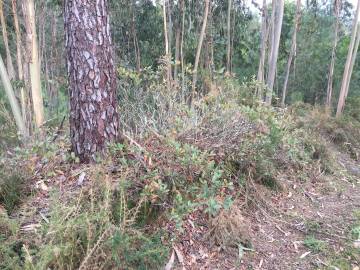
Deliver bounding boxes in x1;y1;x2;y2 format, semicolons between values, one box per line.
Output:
22;0;45;129
131;0;141;72
191;0;210;101
49;10;58;114
326;0;341;110
64;0;120;163
266;0;284;105
11;0;26;121
344;25;360;98
163;0;172;91
267;0;276;77
257;0;268;99
281;0;301;107
0;0;16;80
174;26;181;81
0;54;26;137
180;0;186;93
336;0;360;117
226;0;232;75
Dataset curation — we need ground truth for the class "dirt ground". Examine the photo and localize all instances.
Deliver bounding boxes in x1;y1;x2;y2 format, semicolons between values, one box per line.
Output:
170;146;360;270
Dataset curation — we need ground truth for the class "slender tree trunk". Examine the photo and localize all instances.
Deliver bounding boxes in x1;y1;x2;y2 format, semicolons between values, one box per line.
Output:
345;25;360;98
11;0;26;121
22;0;45;129
168;0;173;58
267;0;276;78
163;0;172;91
49;10;58;114
0;0;16;80
131;0;141;72
336;0;360;117
0;55;26;137
226;0;232;75
281;0;301;107
266;0;284;105
257;0;268;100
180;0;186;94
64;0;120;163
326;0;340;110
191;0;210;101
174;27;181;81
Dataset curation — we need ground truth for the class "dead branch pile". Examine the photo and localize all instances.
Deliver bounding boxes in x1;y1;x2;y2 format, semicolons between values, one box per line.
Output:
178;109;257;158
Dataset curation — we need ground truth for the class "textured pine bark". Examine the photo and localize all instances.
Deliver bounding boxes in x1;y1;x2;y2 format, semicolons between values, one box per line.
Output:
64;0;119;163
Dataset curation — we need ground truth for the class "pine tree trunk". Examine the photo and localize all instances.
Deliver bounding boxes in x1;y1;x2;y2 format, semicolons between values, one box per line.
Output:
266;0;284;106
326;0;340;110
0;0;16;80
281;0;301;107
226;0;232;75
64;0;120;163
336;0;360;117
22;0;45;129
191;0;210;102
0;54;26;137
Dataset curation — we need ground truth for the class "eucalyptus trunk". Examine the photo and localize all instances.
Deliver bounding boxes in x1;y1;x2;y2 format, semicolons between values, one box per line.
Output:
281;0;301;107
257;0;268;100
226;0;232;75
22;0;45;129
191;0;210;101
266;0;284;106
326;0;340;110
11;0;26;121
163;0;172;91
336;0;360;117
0;55;26;137
0;0;15;80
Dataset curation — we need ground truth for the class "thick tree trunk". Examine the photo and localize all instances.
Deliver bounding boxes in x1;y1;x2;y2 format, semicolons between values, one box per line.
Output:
226;0;232;75
22;0;45;129
326;0;340;110
0;55;26;137
281;0;301;107
257;0;268;100
0;0;16;80
11;0;26;121
266;0;284;106
191;0;210;101
64;0;120;163
336;0;360;117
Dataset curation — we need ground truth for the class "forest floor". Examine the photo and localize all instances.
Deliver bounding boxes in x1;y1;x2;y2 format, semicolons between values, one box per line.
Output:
173;143;360;269
1;106;360;270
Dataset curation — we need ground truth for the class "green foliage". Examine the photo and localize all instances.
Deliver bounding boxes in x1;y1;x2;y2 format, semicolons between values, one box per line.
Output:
111;230;167;270
303;236;327;253
24;175;168;270
0;169;25;214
